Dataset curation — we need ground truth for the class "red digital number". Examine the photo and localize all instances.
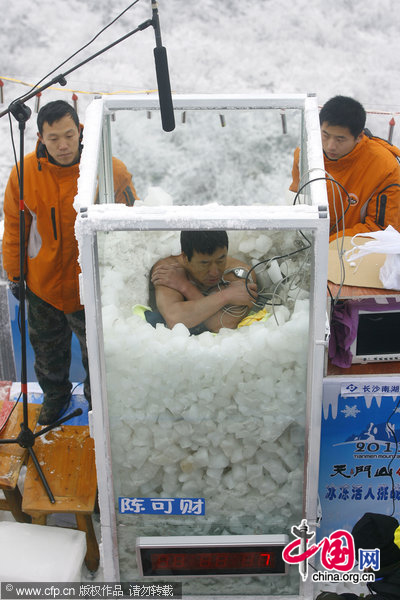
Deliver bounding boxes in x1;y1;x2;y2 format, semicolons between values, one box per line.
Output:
153;553;170;569
152;548;277;573
198;553;212;568
241;552;256;567
215;553;228;568
260;553;271;566
228;553;241;568
173;553;186;568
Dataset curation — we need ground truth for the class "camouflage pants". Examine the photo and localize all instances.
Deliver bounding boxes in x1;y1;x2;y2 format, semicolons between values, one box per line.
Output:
26;287;91;406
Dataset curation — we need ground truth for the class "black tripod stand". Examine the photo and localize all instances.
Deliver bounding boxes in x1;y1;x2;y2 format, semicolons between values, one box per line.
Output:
0;2;174;503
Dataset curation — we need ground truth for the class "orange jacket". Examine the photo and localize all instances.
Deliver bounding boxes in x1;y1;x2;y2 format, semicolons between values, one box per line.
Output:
290;133;400;239
2;142;138;313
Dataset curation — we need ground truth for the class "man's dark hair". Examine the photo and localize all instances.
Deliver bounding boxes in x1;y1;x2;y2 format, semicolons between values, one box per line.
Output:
319;96;366;138
180;230;229;261
37;100;80;135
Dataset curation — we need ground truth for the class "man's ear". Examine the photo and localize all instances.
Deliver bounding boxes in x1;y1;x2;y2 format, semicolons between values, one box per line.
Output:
355;133;363;144
37;132;43;143
182;253;189;266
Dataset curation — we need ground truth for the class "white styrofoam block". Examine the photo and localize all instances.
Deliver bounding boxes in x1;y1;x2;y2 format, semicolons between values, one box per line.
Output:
0;522;87;582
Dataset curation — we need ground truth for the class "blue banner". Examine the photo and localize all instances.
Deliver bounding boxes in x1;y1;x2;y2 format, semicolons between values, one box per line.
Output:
318;378;400;541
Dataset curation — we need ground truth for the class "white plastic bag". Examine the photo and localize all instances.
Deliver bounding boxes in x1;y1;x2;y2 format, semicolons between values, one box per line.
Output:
345;225;400;289
380;253;400;289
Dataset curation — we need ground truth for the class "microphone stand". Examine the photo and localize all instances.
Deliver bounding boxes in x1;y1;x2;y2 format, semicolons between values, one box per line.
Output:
0;15;156;503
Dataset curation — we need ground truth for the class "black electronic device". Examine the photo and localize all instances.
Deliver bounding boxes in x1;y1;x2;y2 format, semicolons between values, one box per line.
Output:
350;304;400;364
137;535;288;577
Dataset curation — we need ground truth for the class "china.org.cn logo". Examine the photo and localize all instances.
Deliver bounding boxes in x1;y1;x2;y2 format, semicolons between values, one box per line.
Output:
282;519;379;584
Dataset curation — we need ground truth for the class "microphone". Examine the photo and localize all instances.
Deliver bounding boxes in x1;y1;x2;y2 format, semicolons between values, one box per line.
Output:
151;0;175;132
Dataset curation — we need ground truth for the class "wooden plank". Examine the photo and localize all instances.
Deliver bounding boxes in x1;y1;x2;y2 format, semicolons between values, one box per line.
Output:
76;513;100;571
22;426;97;514
2;488;31;523
0;400;41;490
327;359;400;376
328;281;400;299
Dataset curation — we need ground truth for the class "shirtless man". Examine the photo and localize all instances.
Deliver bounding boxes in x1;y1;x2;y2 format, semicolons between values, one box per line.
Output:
149;230;258;333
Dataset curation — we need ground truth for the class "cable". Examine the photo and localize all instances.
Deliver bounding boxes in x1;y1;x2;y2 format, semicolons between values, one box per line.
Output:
295;170;349;302
329;179;347;305
9;1;142;106
293;174;352;232
292;170;353;239
271;243;312;324
240;235;312;327
244;174;351;320
219;304;250;329
71;381;84;396
244;231;312;305
5;1;144;177
294;172;354;305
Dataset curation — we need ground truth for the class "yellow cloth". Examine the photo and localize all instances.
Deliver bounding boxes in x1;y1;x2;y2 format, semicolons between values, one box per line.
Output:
132;304;151;319
237;308;269;328
394;525;400;550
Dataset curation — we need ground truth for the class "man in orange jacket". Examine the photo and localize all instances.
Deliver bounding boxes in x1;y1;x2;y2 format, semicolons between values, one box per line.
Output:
290;96;400;240
2;100;138;425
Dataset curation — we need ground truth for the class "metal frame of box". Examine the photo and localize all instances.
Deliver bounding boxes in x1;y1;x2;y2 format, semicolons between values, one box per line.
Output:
75;94;329;599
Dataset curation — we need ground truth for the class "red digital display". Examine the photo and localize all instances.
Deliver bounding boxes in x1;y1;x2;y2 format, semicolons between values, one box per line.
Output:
140;545;286;576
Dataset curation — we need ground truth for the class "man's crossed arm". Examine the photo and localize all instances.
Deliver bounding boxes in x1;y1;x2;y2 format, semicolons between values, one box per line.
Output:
151;260;258;332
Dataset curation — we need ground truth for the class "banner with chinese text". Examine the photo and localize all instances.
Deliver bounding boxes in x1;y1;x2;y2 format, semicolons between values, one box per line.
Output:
318;377;400;541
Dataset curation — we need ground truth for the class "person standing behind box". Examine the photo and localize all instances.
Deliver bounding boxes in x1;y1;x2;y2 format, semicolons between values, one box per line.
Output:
2;100;138;425
290;95;400;240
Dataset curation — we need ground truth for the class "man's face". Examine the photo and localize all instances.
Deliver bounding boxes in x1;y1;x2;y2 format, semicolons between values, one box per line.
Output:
320;122;362;160
38;114;81;166
184;247;228;288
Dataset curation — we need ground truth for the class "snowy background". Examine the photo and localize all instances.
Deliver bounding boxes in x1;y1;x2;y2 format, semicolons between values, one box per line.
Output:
2;0;400;208
2;0;400;595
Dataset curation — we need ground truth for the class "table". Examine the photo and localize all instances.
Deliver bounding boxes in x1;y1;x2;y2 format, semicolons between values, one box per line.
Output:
22;425;100;572
0;387;41;522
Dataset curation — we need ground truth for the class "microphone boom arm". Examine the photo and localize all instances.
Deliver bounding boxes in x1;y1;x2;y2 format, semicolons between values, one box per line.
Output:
0;18;153;120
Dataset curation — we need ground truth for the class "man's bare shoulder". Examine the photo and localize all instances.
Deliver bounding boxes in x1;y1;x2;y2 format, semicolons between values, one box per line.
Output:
152;255;182;270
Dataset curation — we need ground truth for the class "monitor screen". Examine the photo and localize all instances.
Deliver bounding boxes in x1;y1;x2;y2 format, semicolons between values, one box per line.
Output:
354;310;400;361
